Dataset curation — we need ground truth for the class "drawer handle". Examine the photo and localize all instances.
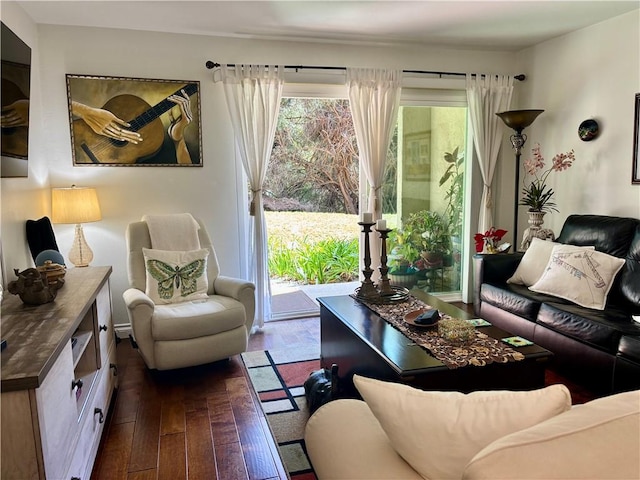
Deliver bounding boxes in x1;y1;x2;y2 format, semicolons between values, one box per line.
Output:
71;379;83;392
71;477;81;480
99;324;108;332
94;407;105;424
110;363;119;376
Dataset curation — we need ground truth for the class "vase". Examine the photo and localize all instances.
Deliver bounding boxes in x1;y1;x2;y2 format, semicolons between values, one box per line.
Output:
527;210;546;229
521;211;555;251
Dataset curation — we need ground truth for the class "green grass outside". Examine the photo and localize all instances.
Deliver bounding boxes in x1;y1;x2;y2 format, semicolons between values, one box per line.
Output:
266;211;397;285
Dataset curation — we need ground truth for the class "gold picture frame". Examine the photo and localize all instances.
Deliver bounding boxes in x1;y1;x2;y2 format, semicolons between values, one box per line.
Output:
66;75;202;166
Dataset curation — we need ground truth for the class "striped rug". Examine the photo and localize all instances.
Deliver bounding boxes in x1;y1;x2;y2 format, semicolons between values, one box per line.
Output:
242;347;320;480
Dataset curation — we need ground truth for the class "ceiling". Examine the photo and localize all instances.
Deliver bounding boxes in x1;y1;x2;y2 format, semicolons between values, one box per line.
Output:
16;0;640;51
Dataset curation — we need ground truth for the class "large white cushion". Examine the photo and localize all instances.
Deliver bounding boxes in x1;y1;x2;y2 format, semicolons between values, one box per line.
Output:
463;390;640;480
507;239;594;286
529;244;625;310
353;375;571;480
143;248;209;304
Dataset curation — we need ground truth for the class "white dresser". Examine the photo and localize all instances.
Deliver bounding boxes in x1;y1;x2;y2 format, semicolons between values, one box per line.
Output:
1;266;117;480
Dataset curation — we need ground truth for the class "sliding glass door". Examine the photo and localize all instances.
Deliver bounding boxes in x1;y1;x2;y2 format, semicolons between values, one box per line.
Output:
383;105;468;295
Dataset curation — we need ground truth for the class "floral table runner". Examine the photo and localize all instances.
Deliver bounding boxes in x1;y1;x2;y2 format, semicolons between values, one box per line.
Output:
356;295;525;369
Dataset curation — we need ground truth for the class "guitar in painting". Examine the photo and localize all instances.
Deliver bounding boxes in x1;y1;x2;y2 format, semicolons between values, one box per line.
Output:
71;82;198;165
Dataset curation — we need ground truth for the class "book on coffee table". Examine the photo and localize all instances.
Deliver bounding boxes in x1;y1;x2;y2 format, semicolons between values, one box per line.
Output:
466;318;491;327
502;336;534;347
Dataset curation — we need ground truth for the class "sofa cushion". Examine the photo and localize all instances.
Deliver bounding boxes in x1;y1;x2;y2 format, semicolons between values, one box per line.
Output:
536;302;640;353
507;238;556;286
617;225;640;309
463;390;640;480
556;214;639;257
353;375;571;480
618;335;640;362
143;248;209;304
151;295;246;341
530;245;625;310
480;283;546;322
304;399;423;480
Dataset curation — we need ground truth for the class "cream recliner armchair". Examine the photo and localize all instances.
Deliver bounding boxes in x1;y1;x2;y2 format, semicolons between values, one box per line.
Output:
122;214;255;370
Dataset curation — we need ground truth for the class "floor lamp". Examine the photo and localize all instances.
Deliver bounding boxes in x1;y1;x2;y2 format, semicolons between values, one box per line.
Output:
495;109;544;251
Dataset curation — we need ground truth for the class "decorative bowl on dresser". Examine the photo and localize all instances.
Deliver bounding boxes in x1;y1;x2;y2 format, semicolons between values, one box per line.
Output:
1;266;117;480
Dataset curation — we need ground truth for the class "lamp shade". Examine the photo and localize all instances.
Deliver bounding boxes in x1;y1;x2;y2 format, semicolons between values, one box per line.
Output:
51;186;102;224
496;110;544;131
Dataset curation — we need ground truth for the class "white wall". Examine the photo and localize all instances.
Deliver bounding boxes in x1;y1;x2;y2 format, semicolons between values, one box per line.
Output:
1;2;48;280
1;14;515;325
493;10;640;246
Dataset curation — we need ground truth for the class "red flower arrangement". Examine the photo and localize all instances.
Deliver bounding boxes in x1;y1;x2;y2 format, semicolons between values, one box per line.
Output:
474;227;508;253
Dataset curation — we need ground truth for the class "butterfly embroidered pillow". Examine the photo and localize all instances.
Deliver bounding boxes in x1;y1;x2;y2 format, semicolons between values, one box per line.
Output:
143;248;209;305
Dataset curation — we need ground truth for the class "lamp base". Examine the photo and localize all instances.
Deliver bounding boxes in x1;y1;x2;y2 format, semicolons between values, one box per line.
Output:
68;224;93;267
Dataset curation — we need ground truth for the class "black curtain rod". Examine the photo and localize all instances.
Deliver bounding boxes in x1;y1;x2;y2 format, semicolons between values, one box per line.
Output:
205;61;526;81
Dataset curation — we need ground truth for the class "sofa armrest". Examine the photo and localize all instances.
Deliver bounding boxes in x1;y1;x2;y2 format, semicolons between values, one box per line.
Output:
473;253;524;316
214;276;256;331
122;288;156;368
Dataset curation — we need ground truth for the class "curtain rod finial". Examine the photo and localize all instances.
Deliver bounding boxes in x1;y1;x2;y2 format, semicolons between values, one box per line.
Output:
514;74;526;81
205;61;218;70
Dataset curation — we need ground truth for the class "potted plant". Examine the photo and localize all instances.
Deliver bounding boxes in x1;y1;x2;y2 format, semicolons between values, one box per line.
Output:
520;143;576;226
389;210;451;279
439;147;464;241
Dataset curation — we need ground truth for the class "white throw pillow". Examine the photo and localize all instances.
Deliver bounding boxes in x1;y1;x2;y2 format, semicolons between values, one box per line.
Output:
353;375;571;480
529;244;625;310
507;239;594;286
143;248;209;305
463;390;640;480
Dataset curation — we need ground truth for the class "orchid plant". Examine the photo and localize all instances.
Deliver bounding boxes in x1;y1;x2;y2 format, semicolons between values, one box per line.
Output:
520;143;576;213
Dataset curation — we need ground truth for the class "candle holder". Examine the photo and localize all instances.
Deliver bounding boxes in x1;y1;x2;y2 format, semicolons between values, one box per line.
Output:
376;228;395;296
354;221;381;301
375;227;410;304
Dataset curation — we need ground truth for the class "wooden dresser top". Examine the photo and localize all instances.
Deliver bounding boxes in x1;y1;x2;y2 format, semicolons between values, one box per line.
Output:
1;266;112;392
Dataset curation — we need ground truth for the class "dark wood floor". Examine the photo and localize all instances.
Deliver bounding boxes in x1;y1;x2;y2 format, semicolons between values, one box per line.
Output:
91;331;295;480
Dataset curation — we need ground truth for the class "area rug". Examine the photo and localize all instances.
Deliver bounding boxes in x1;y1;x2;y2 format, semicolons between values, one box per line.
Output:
242;347;320;480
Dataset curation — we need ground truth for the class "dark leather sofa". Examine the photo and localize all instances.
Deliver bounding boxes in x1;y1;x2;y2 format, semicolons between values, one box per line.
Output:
474;214;640;394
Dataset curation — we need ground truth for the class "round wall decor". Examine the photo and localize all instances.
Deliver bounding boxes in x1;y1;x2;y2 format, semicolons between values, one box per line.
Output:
578;119;599;141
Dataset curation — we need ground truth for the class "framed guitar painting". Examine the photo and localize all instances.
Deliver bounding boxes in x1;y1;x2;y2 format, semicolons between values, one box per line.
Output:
66;75;203;166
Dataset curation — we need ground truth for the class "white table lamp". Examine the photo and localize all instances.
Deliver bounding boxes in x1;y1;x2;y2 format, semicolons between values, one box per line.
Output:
52;185;102;267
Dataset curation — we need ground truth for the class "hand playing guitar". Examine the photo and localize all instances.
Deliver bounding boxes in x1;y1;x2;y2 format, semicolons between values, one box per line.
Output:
167;89;193;164
71;101;142;144
1;99;30;128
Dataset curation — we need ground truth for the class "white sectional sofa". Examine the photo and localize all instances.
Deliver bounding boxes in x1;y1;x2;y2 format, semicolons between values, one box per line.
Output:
305;375;640;480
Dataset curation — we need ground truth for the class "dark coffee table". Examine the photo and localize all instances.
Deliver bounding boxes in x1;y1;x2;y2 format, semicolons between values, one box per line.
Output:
319;291;553;397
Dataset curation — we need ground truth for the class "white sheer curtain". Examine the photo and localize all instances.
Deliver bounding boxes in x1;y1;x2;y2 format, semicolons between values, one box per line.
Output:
221;65;284;329
466;74;514;233
347;68;402;274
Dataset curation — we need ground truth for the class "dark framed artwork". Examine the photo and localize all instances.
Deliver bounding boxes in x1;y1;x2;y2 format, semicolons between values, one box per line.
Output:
66;75;202;166
633;93;640;184
1;22;32;178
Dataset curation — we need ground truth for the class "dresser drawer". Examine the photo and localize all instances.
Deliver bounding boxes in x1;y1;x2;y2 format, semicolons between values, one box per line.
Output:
66;346;117;480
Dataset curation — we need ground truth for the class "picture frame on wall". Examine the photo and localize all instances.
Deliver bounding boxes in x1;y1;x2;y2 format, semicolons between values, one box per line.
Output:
1;22;32;178
66;75;203;166
633;93;640;184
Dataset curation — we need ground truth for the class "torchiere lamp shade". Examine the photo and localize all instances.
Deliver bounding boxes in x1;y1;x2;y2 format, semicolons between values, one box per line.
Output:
496;110;544;132
51;186;102;267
